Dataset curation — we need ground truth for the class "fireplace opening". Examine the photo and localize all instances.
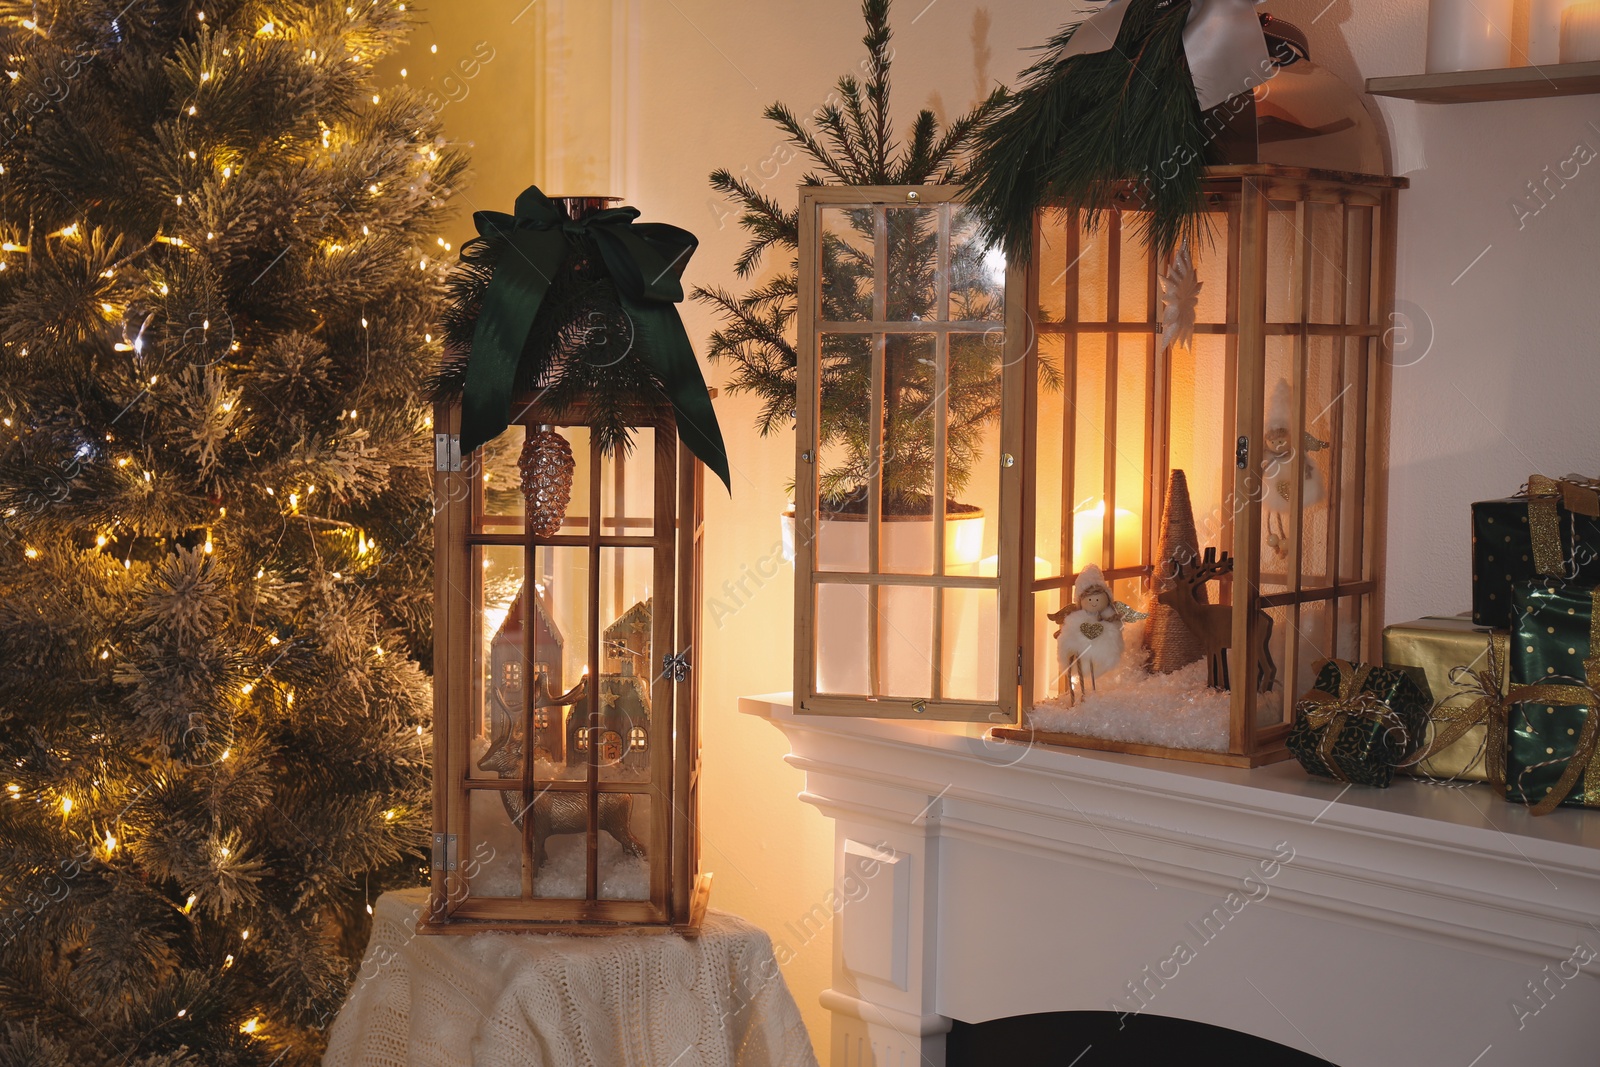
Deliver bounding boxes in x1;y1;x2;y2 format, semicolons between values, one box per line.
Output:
947;1011;1337;1066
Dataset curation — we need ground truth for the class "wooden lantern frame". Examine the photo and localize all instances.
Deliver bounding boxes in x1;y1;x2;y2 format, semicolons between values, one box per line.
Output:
794;166;1405;768
425;397;707;933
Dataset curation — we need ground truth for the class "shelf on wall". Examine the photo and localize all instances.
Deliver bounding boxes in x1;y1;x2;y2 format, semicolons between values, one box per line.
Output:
1366;60;1600;102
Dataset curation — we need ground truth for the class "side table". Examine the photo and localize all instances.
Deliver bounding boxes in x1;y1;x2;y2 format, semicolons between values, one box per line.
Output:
322;889;818;1067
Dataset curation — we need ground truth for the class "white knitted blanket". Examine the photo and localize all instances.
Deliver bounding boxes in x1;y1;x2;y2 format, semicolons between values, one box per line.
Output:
322;890;818;1067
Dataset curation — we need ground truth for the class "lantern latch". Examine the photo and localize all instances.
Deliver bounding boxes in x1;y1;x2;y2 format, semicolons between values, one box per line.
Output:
1235;435;1250;470
663;651;692;682
435;433;462;472
431;832;458;872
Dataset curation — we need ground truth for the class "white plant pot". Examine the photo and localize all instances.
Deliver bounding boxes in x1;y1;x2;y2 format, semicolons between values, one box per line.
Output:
783;507;988;699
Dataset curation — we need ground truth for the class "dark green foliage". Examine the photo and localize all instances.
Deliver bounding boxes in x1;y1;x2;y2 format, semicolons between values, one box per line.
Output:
0;2;462;1063
430;230;662;458
693;0;1010;510
963;0;1208;259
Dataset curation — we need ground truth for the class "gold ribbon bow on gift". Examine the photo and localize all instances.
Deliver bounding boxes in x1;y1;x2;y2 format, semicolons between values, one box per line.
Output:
1296;661;1417;782
1396;632;1510;782
1523;474;1600;578
1501;587;1600;816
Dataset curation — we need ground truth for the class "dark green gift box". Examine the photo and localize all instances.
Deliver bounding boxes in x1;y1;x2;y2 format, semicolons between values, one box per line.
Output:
1505;582;1600;813
1288;660;1430;788
1472;478;1600;628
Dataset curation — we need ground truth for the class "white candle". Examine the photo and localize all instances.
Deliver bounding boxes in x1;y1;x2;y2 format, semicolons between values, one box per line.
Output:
1426;0;1514;72
1561;1;1600;60
1530;0;1573;65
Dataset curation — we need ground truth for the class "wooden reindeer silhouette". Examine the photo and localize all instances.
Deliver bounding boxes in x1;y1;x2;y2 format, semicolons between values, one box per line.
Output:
478;668;646;866
1154;548;1277;694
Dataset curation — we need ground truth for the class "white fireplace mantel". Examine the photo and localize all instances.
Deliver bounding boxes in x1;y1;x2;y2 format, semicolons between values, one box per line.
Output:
743;694;1600;1067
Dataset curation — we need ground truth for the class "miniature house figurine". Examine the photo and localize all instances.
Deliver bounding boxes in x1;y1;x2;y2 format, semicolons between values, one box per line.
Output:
793;167;1403;766
426;399;707;931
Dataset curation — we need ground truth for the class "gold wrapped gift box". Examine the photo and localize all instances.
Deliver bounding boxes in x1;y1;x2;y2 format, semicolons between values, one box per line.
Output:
1382;615;1508;782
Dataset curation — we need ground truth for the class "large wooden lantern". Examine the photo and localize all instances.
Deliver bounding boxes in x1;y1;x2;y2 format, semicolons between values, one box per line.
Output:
426;399;706;931
794;166;1403;767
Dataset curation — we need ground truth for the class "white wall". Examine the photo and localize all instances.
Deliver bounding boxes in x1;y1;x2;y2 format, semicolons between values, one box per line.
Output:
404;1;1600;1056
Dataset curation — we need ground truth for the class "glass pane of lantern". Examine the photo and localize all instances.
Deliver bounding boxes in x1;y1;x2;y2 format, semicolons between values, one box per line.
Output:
1113;334;1150;573
1033;589;1070;704
1256;601;1292;728
1338;338;1371;585
1344;206;1375;325
529;545;590;782
877;584;933;699
881;333;937;574
1119;220;1151;323
885;206;938;322
474;544;527;783
1167;334;1230;552
1334;594;1367;662
817;332;874;572
815;583;869;695
1037;219;1069;326
948;332;1002;575
477;423;526;533
1076;214;1109;322
820;206;875;322
598;546;655;786
467;788;524;899
1259;335;1296;595
600;426;655;538
557;425;592;537
600;793;651;901
1292;599;1335;705
1306;202;1346;325
1296;337;1339;589
1034;333;1067;579
942;588;997;702
1264;200;1299;323
532;789;589;899
1071;333;1108;573
1190;217;1230;324
949;207;1006;323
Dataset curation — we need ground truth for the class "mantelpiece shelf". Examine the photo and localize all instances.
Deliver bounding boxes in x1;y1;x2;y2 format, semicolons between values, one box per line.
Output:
1367;59;1600;102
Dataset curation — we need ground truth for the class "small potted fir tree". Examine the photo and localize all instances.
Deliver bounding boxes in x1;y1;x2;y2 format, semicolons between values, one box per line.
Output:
694;0;1011;598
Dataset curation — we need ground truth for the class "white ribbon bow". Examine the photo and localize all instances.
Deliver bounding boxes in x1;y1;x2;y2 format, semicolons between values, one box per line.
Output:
1057;0;1271;111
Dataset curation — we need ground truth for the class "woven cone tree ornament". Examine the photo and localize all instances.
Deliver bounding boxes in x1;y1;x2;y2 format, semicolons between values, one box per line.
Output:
1148;469;1208;672
520;426;576;538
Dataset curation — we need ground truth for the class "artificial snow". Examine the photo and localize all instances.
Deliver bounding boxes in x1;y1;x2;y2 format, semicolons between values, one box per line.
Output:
467;788;651;901
1027;657;1232;753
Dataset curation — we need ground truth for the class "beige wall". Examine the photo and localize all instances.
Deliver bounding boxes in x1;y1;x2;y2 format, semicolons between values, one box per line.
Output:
399;0;1600;1057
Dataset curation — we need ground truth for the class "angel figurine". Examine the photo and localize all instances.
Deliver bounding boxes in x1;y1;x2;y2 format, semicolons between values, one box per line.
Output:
1047;564;1148;705
1262;378;1331;558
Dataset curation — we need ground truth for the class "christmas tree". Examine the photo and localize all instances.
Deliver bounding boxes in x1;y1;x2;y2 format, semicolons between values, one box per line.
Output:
0;3;462;1063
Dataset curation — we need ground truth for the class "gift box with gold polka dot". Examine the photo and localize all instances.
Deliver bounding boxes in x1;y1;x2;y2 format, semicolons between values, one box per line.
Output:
1506;583;1600;811
1472;495;1600;628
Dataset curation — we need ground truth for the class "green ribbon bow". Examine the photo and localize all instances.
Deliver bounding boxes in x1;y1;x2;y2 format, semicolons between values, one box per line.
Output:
460;185;730;491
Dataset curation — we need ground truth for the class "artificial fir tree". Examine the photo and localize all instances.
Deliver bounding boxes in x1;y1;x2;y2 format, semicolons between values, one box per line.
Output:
0;3;463;1063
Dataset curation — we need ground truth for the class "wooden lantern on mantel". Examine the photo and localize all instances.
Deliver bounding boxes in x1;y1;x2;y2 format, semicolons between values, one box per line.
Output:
793;166;1405;768
425;397;708;933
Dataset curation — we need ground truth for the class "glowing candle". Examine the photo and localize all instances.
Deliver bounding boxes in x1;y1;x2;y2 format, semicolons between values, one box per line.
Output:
1530;0;1576;65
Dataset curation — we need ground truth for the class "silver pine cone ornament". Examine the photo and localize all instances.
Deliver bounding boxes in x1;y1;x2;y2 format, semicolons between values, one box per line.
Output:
519;426;575;537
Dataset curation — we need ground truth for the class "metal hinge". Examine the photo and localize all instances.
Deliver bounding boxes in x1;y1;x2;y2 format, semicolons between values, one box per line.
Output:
1017;646;1024;683
1235;435;1250;470
434;433;462;472
663;651;692;682
431;832;458;872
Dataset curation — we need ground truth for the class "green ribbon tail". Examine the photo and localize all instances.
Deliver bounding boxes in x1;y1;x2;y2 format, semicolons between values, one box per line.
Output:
459;229;567;456
625;297;731;492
